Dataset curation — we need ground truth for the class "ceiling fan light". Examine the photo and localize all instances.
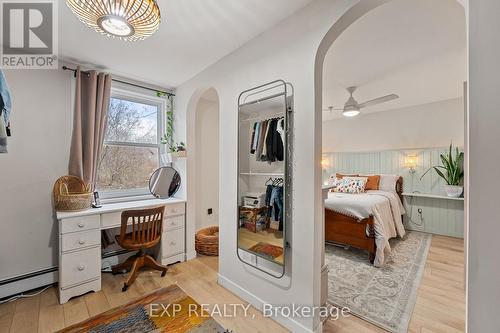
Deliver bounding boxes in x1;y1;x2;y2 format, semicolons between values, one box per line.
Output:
66;0;161;41
342;109;360;117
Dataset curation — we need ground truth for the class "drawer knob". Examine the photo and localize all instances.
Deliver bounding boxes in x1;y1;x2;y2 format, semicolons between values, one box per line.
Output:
171;221;176;226
77;265;86;271
170;241;176;246
172;209;178;213
78;240;86;245
78;223;85;228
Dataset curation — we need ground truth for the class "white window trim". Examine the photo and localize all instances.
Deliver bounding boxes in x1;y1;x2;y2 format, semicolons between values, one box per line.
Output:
98;86;167;201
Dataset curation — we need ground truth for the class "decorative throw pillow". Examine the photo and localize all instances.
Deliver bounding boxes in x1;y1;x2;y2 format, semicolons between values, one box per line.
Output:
333;177;368;194
361;175;381;190
328;176;342;192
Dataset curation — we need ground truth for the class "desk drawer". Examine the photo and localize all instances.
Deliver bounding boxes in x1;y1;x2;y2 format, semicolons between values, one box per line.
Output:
60;215;100;234
162;228;185;257
165;203;185;217
61;229;100;253
101;212;121;229
163;215;185;231
60;247;101;288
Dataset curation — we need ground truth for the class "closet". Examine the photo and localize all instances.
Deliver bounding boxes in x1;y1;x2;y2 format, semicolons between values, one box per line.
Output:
237;80;293;278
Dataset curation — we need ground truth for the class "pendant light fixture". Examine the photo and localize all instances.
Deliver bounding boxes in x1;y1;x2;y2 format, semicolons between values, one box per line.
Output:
66;0;161;41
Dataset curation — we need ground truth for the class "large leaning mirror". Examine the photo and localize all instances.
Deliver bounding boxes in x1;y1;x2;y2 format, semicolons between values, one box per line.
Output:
149;166;181;199
237;80;293;278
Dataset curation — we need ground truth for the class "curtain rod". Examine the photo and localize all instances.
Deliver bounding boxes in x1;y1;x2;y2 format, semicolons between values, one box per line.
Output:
62;66;175;97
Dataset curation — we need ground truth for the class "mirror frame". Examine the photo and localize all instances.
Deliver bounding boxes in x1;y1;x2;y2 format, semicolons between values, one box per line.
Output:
236;80;293;279
149;166;181;199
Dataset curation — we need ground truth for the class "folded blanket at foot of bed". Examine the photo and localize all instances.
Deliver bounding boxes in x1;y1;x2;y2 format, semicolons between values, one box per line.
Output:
325;190;406;267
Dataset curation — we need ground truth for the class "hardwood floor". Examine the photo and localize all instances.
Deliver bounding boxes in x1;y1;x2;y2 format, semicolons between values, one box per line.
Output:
238;228;285;264
0;235;464;333
324;235;465;333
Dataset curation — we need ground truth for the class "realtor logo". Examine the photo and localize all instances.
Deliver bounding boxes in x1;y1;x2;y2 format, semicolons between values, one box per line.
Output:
1;0;58;69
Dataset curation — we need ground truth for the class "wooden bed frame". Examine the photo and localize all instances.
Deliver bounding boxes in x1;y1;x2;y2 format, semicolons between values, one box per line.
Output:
325;177;403;263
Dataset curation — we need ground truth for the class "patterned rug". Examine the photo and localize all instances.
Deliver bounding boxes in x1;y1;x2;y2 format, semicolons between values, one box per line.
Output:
248;242;283;260
326;231;431;333
58;284;229;333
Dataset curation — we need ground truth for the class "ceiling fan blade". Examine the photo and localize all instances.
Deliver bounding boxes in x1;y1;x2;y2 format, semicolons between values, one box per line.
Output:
322;108;344;112
358;94;399;109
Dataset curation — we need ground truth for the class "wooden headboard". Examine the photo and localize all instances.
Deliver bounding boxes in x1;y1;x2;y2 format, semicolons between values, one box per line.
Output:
396;176;404;202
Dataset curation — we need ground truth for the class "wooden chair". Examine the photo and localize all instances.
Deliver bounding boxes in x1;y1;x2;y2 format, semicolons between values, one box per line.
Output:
112;206;168;291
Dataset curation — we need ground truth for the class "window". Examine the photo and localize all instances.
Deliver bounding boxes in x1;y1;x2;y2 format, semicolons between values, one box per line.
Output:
96;88;166;198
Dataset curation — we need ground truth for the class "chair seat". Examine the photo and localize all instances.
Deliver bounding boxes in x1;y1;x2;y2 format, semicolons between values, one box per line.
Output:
115;233;161;250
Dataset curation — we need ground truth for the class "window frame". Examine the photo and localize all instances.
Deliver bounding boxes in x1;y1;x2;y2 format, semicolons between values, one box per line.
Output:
98;86;167;200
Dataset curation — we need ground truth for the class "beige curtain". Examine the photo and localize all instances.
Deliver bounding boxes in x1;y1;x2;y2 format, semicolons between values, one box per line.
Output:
68;67;112;189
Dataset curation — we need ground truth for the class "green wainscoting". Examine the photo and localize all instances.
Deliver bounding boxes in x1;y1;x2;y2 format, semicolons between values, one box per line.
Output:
322;147;464;238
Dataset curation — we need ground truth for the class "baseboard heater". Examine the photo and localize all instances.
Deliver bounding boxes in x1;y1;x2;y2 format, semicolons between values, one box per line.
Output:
0;249;135;300
0;267;58;300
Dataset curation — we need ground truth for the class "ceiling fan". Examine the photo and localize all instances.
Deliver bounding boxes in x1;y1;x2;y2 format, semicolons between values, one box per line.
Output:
323;86;399;117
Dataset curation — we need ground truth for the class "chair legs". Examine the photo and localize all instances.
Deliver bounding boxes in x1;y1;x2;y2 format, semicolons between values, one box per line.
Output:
111;253;137;275
144;254;168;277
112;250;168;292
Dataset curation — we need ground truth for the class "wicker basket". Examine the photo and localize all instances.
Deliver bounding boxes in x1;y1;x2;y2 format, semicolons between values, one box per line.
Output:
195;226;219;256
53;176;92;212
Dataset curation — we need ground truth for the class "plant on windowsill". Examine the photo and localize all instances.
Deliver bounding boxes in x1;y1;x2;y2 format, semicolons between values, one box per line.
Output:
420;143;464;198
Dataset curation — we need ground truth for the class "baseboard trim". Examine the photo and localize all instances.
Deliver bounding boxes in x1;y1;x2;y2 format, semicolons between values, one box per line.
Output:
0;268;58;300
0;250;134;300
217;274;316;333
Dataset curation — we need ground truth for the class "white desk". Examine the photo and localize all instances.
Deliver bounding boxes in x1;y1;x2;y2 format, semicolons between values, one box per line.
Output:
56;198;186;304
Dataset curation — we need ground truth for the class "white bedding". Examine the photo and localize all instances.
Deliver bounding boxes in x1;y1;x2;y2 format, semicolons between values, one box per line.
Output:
325;190;406;267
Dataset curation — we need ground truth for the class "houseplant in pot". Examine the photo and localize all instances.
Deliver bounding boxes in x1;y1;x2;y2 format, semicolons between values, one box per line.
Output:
420;143;464;197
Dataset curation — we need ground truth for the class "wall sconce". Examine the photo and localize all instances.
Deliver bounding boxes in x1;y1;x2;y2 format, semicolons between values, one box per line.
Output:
405;155;417;174
321;158;329;170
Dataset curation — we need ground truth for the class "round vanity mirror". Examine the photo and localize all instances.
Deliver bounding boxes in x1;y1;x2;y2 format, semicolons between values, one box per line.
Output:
149;167;181;199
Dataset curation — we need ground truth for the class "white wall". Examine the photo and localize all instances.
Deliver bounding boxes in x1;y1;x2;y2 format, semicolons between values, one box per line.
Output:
468;0;500;331
194;98;219;230
175;1;363;331
322;98;464;152
0;69;72;280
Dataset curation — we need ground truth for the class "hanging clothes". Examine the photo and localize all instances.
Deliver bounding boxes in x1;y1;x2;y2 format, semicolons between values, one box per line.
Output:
249;121;257;154
0;70;12;154
0;112;7;153
265;183;284;231
255;120;267;161
273;119;284;162
250;116;285;164
265;119;277;162
261;120;271;161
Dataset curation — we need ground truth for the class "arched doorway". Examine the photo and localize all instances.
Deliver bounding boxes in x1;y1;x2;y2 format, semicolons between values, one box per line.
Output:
314;0;467;331
186;88;220;260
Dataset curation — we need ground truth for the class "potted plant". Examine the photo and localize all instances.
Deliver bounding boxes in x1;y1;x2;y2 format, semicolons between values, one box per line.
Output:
161;110;175;163
420;143;464;197
175;142;187;157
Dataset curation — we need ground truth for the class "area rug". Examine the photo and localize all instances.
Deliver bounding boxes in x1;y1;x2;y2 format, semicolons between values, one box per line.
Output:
59;284;229;333
326;231;431;333
248;242;283;260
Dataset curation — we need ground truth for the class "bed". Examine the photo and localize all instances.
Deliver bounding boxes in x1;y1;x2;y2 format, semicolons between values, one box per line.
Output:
324;176;405;267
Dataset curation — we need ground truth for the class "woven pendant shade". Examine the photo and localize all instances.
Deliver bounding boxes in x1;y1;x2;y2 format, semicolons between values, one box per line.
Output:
66;0;161;41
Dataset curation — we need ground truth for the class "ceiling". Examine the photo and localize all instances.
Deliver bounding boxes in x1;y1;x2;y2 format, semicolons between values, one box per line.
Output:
59;0;314;88
322;0;466;121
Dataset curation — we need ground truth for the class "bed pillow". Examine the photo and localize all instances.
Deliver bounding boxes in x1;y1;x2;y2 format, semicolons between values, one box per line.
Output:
333;177;368;194
336;173;359;179
360;175;381;190
327;176;342;192
379;174;399;193
327;175;337;186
